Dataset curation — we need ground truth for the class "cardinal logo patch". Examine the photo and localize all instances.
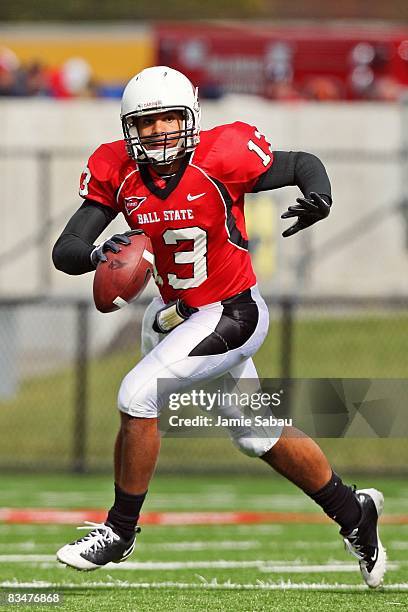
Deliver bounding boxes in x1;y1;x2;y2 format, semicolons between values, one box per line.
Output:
124;196;147;215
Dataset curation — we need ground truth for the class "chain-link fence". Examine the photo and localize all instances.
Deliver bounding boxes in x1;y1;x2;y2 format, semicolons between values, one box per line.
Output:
0;295;406;475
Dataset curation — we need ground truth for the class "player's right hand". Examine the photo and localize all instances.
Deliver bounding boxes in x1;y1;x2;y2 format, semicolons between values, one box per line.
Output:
90;233;131;267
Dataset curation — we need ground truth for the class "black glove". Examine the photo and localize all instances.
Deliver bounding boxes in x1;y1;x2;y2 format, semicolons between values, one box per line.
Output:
281;192;331;238
153;299;198;334
90;233;131;267
90;229;146;267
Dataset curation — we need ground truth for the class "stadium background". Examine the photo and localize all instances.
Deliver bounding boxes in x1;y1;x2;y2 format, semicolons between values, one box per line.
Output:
1;7;408;478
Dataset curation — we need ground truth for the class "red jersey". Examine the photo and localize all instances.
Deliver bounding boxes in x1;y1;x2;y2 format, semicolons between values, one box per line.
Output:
79;122;273;307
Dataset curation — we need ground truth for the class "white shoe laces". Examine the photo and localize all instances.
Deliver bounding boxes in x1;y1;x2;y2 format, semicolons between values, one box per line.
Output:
344;528;367;565
75;521;120;554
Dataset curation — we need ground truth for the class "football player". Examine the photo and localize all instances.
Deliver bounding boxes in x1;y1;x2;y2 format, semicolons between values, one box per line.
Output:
52;66;386;587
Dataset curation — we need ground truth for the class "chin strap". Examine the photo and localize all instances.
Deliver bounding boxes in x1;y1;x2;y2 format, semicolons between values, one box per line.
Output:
141;143;184;165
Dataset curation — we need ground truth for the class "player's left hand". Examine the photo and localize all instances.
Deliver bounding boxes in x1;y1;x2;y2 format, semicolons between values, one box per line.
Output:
281;192;331;238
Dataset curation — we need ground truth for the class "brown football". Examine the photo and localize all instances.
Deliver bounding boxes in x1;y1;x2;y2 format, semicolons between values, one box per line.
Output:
93;232;154;313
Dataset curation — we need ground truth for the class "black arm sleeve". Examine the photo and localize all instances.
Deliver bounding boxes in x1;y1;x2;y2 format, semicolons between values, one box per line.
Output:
252;151;332;204
52;200;117;275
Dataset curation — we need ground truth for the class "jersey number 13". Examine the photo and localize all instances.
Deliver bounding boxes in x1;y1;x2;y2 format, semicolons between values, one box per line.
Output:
162;227;208;290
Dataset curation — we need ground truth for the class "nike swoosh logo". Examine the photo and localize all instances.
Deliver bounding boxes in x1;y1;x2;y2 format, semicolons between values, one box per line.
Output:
187;192;206;201
120;542;135;560
371;550;378;562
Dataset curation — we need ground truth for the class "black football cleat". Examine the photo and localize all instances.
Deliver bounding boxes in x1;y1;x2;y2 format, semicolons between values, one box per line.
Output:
56;521;140;571
341;488;386;588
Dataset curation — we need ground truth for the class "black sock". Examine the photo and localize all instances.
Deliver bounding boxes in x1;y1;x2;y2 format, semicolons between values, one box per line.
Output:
106;483;147;540
309;471;361;532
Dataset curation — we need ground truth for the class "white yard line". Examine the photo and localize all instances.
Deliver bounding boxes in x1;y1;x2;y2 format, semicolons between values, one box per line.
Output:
0;542;262;553
233;525;284;534
0;580;407;592
148;540;260;551
0;525;61;533
148;539;338;550
391;541;408;549
0;555;56;562
0;555;399;572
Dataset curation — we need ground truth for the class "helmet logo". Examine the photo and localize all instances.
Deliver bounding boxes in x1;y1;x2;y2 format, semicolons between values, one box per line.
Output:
136;100;163;110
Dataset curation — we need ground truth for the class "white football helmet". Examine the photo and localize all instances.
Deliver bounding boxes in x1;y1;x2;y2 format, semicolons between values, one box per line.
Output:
121;66;201;165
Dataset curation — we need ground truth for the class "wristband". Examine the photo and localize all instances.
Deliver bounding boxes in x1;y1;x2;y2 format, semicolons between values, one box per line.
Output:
153;300;198;334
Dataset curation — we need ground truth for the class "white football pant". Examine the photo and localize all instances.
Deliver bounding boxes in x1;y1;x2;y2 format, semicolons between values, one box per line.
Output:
118;285;282;457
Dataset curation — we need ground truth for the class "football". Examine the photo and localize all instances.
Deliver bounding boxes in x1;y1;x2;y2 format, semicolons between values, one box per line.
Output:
93;232;154;313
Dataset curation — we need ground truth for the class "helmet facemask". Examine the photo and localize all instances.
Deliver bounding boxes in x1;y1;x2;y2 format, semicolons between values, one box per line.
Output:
122;105;199;165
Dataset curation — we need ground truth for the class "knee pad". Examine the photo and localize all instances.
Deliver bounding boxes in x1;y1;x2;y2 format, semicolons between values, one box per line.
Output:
231;432;281;458
117;372;158;418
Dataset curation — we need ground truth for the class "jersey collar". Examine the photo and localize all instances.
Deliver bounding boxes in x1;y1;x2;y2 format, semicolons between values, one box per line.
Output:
139;153;192;200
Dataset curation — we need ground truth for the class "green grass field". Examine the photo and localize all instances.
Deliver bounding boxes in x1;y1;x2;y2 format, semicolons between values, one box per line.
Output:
0;474;407;611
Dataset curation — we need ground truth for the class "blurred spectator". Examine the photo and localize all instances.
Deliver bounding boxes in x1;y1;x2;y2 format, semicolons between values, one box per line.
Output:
0;47;21;96
370;76;403;102
0;50;99;99
265;80;303;101
347;41;401;101
303;76;343;101
0;65;18;96
264;42;294;83
264;41;301;100
47;57;96;98
23;62;48;96
349;64;375;98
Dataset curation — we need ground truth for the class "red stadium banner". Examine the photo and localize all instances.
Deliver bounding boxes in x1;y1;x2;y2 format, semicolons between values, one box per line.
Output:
155;22;408;101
